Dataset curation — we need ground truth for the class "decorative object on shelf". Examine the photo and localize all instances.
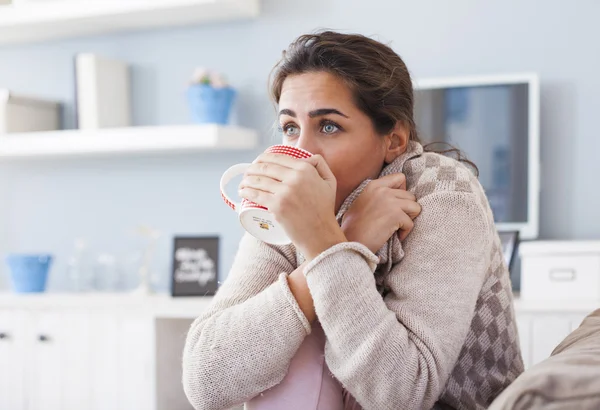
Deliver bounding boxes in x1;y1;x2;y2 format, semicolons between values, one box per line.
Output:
186;68;236;125
131;225;161;296
92;252;123;292
74;53;131;130
5;253;53;293
65;237;91;292
0;89;60;134
171;236;219;297
498;230;519;272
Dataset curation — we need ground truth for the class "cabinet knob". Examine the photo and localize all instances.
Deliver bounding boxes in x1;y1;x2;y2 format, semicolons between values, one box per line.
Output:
0;332;8;340
38;334;49;342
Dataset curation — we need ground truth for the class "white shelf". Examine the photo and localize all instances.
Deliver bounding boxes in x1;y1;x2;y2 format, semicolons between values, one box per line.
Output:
0;292;213;318
0;124;258;159
0;0;260;45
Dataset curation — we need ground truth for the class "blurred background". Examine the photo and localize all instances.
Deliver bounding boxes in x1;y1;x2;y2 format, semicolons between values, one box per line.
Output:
0;0;599;409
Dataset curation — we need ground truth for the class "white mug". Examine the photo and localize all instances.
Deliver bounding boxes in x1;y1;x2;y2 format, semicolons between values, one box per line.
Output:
220;145;313;245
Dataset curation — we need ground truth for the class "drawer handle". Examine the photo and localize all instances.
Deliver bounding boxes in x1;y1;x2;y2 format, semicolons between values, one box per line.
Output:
38;334;50;342
0;332;8;340
549;269;576;282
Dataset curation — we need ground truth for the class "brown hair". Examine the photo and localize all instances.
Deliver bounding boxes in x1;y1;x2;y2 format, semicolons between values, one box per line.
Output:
269;30;478;175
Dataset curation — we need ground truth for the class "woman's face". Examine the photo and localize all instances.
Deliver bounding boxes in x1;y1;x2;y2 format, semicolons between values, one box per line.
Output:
278;71;401;212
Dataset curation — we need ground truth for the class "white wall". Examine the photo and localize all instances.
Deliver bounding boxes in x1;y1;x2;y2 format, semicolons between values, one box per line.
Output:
0;0;597;290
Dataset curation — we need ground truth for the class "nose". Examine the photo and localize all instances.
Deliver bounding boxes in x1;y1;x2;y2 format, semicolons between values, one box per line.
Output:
295;132;320;156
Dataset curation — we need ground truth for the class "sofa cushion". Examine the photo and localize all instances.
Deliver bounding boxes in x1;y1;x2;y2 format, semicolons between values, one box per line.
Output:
488;308;600;410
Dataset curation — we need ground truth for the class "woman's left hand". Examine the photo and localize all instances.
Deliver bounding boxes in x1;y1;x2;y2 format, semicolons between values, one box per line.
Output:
239;153;347;260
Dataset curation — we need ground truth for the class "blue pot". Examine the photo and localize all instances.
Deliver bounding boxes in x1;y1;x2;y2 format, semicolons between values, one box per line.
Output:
186;84;236;125
5;254;53;293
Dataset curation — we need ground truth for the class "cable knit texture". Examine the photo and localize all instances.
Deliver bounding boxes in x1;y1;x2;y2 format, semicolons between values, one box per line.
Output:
182;141;524;410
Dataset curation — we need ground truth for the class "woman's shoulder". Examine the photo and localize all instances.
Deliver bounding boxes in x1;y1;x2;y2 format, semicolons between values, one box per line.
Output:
403;151;484;201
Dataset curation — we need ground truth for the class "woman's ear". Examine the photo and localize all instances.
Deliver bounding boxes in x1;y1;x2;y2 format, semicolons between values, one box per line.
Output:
383;122;410;164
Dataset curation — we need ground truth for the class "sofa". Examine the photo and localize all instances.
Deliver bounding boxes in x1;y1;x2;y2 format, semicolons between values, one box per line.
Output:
488;308;600;410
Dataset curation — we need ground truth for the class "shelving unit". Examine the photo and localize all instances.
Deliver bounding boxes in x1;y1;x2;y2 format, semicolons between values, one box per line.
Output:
0;292;213;318
0;0;260;46
0;124;258;159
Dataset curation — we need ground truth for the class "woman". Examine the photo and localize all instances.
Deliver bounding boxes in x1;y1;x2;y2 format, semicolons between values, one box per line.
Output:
183;31;523;410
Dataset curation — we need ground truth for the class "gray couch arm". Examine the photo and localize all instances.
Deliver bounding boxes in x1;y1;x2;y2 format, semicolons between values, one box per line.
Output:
488;309;600;410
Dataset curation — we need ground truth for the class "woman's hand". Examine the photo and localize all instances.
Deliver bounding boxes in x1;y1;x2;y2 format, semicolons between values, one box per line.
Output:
239;153;347;260
341;173;421;254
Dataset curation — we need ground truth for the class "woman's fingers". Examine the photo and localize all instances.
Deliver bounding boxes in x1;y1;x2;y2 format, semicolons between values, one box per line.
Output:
395;197;422;219
393;189;417;202
254;153;336;185
377;173;407;190
244;162;294;182
239;175;282;195
396;211;415;241
238;187;274;208
302;154;336;183
254;153;304;170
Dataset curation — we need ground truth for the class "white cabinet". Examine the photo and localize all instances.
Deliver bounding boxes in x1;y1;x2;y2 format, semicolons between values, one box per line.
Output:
515;317;531;369
513;299;595;369
6;295;592;406
29;312;66;410
519;241;600;302
0;310;106;410
0;294;211;410
118;315;155;410
0;308;155;410
88;312;122;410
0;310;26;410
529;317;572;366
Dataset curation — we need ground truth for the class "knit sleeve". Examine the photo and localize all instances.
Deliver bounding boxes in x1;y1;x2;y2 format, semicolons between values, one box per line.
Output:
182;233;311;410
304;191;492;410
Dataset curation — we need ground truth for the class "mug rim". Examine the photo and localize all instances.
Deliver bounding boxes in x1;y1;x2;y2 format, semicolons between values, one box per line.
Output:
266;144;313;157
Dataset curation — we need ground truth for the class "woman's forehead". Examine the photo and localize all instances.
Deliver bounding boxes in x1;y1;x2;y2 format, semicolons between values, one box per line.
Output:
279;72;355;112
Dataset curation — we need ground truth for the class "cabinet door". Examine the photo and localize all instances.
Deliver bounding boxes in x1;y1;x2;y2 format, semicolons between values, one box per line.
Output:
569;314;588;333
516;316;531;369
0;309;26;410
61;312;92;409
89;312;121;410
28;312;65;410
119;315;155;410
530;316;571;366
28;311;92;410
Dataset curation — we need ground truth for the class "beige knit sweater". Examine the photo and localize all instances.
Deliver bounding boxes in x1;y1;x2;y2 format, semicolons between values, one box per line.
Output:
182;142;524;410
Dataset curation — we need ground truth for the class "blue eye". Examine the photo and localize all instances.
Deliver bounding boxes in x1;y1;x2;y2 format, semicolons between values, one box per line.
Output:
321;123;339;134
281;124;300;137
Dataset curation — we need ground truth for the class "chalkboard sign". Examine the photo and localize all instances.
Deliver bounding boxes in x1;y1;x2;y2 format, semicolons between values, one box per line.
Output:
171;236;219;297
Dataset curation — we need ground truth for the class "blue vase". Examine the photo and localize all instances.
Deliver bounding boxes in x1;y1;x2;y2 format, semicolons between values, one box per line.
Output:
5;254;53;293
186;84;236;125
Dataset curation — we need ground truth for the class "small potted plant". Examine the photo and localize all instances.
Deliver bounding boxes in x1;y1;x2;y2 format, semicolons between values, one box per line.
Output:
186;68;236;125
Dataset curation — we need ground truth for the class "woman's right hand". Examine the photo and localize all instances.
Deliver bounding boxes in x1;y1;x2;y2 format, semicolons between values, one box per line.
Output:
340;173;421;254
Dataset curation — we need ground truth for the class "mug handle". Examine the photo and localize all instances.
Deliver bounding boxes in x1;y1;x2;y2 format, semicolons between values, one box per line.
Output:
220;163;251;211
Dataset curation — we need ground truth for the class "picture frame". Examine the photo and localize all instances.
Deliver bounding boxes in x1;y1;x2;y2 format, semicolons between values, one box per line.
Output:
498;230;520;273
171;236;219;297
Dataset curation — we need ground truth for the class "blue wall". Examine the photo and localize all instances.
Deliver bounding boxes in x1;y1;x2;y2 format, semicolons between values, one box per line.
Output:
1;0;599;291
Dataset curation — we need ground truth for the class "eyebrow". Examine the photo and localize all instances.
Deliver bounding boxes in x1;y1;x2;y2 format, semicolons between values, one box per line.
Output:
278;108;349;118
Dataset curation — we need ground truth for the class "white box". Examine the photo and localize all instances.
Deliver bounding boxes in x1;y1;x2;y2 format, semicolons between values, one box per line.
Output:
0;90;60;134
520;241;600;301
75;53;131;130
